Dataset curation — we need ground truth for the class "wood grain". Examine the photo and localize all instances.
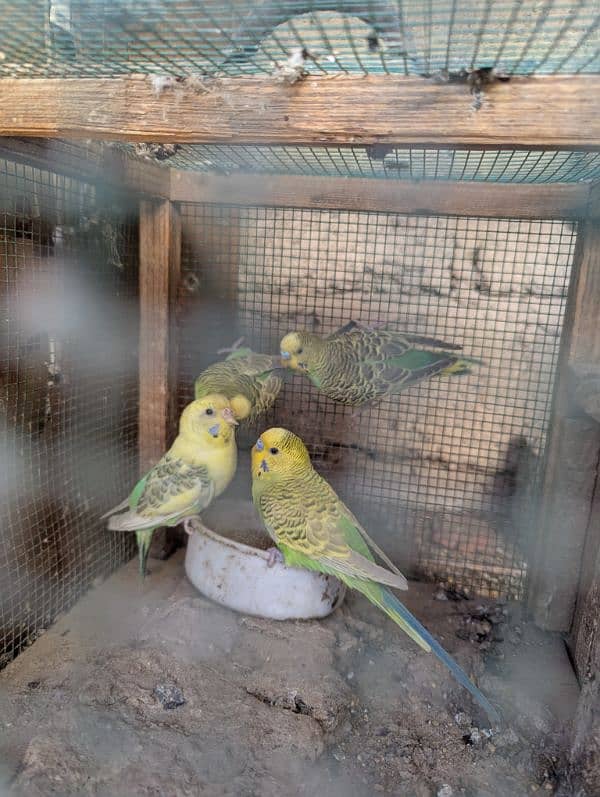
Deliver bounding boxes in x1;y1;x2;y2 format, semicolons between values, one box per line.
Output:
529;219;600;631
171;170;591;219
1;75;600;146
139;199;181;473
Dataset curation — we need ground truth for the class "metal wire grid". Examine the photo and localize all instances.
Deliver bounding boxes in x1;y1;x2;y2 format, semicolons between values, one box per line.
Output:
0;155;139;668
177;203;576;599
1;0;599;77
158;144;600;183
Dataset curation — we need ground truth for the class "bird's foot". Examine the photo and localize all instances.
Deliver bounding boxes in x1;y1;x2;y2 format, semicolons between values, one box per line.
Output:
217;336;245;355
265;547;284;568
183;516;201;536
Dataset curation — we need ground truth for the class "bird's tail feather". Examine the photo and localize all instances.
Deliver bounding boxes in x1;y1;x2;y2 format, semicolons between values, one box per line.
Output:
100;497;130;520
441;356;483;377
379;587;500;723
136;529;154;578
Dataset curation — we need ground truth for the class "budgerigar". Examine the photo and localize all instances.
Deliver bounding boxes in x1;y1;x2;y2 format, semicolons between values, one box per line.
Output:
104;395;238;577
280;321;479;406
251;427;499;722
194;348;283;424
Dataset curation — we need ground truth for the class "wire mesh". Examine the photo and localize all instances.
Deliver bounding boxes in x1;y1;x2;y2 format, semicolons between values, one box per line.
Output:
1;0;599;77
178;202;577;600
0;155;139;669
150;144;600;183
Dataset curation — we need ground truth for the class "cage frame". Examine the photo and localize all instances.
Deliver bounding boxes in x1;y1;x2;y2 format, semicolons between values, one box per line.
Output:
0;113;598;621
1;65;600;766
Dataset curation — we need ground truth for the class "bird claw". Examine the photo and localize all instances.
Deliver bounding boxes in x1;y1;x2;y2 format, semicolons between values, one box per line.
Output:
266;547;284;568
183;516;201;536
217;336;245;355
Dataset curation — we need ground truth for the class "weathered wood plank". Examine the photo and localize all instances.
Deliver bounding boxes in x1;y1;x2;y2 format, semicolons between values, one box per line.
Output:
529;219;600;631
1;75;600;146
138;199;181;472
588;181;600;218
0;138;170;197
171;170;591;219
568;571;600;794
571;483;600;682
569;362;600;424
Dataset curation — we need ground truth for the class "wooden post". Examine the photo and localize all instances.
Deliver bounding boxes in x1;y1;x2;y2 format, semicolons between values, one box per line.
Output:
567;482;600;793
139;198;182;561
528;218;600;631
138;198;181;469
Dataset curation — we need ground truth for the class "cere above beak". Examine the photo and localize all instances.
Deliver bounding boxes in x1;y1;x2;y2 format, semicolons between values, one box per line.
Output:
208;423;221;438
280;351;291;360
221;407;239;426
256;438;264;451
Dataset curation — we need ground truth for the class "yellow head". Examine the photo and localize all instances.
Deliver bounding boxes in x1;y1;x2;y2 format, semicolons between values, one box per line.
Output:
229;394;253;421
178;394;238;444
251;427;311;482
279;331;320;372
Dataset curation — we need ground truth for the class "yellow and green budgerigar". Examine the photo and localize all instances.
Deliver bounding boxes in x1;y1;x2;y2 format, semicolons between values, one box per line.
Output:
279;321;480;406
103;394;238;578
194;347;283;424
251;427;499;722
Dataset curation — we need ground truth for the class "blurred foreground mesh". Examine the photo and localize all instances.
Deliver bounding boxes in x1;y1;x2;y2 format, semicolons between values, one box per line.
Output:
0;154;139;668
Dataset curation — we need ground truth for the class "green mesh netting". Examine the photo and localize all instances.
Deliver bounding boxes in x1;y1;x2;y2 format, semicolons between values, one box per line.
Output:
1;0;599;78
134;144;600;183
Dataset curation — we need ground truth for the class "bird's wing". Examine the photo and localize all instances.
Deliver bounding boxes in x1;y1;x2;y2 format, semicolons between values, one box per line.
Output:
227;349;280;375
263;487;407;591
107;457;214;531
339;504;405;578
326;320;361;340
399;331;463;350
318;512;408;590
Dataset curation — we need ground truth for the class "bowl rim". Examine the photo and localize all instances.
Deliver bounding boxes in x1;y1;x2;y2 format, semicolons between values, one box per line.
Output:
186;516;274;562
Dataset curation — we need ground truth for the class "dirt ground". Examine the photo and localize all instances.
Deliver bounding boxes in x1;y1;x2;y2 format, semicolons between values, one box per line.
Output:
0;547;579;797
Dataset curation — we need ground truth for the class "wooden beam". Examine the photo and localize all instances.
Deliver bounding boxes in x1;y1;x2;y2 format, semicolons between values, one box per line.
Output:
0;138;170;198
568;605;600;793
1;75;600;147
138;199;181;472
529;218;600;631
170;170;590;219
570;478;600;682
588;181;600;218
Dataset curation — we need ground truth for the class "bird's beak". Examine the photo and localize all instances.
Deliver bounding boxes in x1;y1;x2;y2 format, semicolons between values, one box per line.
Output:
208;423;221;438
221;407;239;426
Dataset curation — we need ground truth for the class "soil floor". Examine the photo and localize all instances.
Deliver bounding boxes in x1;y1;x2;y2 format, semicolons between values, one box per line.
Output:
0;545;580;796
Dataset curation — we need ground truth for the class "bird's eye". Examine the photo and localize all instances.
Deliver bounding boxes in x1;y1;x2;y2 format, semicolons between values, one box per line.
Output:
205;408;214;416
269;447;279;455
297;348;303;355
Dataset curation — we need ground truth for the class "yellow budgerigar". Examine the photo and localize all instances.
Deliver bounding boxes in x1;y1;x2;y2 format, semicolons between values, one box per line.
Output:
251;427;499;723
280;321;480;406
104;394;238;577
194;347;283;424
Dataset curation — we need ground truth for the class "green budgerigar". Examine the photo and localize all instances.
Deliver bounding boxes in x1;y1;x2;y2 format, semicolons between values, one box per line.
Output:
279;321;480;406
104;394;238;577
252;427;499;723
195;347;283;424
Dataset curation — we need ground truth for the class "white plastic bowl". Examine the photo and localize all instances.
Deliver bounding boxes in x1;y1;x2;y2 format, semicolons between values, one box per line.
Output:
184;507;345;620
